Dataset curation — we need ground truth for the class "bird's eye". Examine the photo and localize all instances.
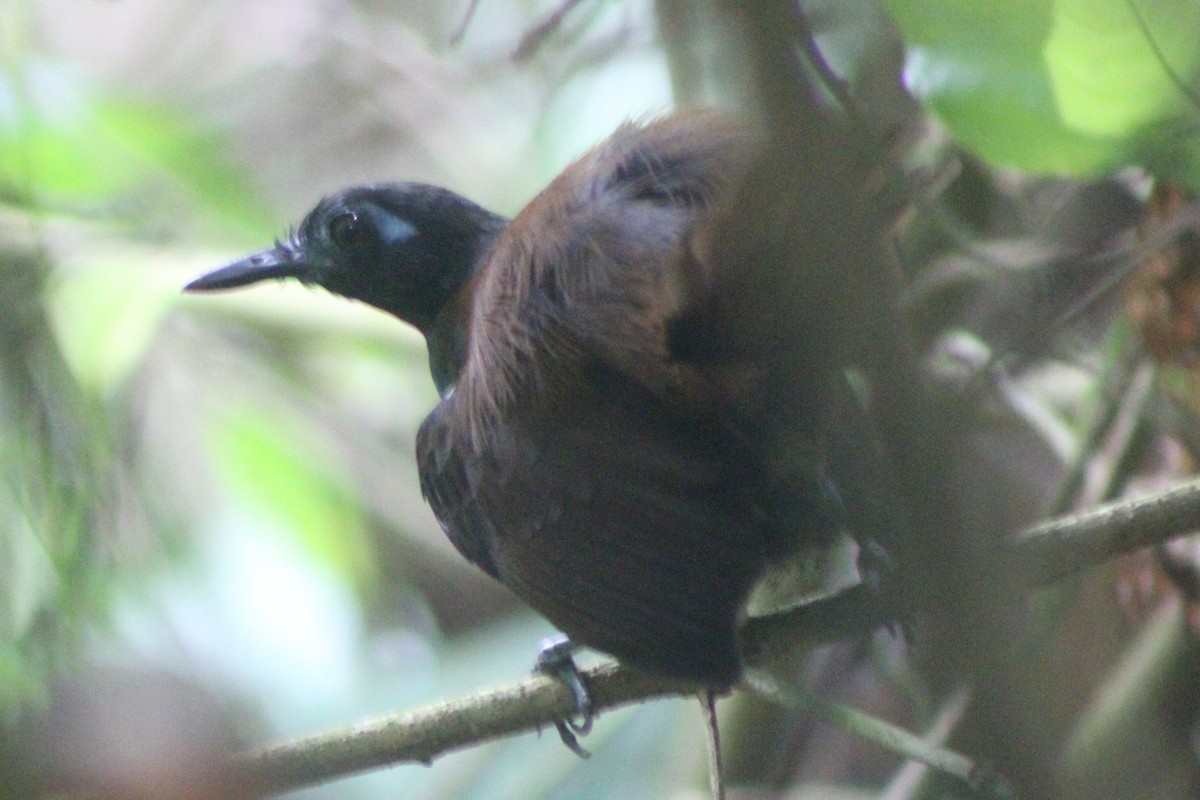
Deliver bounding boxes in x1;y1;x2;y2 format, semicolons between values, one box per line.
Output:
329;211;372;250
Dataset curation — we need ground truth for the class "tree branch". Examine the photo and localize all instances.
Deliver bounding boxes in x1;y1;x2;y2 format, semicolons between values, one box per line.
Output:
230;661;692;796
1015;475;1200;585
230;477;1200;796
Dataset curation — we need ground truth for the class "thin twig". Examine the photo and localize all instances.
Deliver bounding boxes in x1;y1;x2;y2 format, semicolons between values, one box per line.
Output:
449;0;482;46
512;0;589;62
747;674;1013;800
1126;0;1200;115
1014;476;1200;586
879;686;975;800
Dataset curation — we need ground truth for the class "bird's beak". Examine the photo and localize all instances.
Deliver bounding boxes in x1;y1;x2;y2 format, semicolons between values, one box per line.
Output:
184;244;305;292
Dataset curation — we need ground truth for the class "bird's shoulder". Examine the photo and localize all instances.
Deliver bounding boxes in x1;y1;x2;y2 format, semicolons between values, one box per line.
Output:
459;111;757;426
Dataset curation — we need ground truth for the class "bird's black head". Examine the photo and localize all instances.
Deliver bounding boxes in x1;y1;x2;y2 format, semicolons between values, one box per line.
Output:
185;183;507;334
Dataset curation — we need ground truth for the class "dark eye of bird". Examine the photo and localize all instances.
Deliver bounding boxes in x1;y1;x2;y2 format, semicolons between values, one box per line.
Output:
329;210;372;250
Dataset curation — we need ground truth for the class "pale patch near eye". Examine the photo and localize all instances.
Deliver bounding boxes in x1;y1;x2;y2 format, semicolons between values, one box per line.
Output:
378;211;418;243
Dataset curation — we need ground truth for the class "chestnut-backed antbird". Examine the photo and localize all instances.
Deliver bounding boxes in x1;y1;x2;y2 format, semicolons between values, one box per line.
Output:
186;112;883;688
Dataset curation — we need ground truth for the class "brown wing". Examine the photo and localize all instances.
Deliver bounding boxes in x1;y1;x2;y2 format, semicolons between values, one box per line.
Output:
417;400;501;580
422;354;794;684
459;111;757;422
418;113;838;683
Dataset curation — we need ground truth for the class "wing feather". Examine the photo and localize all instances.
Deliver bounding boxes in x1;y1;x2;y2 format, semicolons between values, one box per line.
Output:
416;113;839;683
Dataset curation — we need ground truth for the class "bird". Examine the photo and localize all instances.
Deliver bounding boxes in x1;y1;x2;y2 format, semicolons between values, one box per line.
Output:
185;110;887;690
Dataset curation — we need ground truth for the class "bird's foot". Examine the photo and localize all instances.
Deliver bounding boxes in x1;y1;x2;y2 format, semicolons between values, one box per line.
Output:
856;535;893;596
535;635;594;758
856;536;915;642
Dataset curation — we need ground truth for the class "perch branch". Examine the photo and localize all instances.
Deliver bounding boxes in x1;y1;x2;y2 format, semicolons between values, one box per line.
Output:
230;477;1200;796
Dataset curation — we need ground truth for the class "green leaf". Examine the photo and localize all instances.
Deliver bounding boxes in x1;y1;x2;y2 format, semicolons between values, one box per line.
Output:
95;99;274;235
0;641;45;719
1045;0;1200;136
207;405;376;588
886;0;1200;184
47;254;184;395
0;58;270;232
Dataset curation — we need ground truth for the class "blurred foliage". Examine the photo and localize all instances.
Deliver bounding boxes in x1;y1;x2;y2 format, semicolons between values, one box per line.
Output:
0;59;271;236
886;0;1200;184
0;0;1199;799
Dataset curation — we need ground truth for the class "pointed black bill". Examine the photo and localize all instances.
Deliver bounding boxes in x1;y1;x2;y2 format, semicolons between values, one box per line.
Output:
184;246;303;292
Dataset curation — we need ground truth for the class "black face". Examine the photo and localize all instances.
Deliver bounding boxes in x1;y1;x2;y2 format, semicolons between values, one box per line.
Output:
185;183;506;332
